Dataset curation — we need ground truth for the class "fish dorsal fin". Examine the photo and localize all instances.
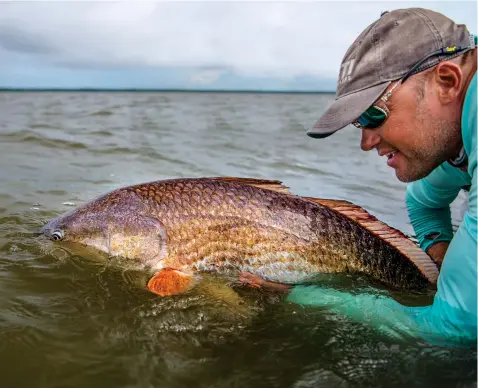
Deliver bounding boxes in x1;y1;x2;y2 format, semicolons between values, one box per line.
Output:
208;177;292;195
304;197;439;284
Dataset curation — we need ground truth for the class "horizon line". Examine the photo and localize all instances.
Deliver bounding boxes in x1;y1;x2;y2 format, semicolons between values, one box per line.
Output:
0;87;336;94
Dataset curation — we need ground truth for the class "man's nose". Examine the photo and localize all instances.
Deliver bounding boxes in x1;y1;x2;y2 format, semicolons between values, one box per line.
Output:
360;128;381;151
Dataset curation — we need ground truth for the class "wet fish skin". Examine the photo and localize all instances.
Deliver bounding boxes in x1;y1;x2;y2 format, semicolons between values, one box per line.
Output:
40;177;438;291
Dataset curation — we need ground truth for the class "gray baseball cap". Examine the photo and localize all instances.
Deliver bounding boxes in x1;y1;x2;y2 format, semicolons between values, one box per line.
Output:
307;8;475;139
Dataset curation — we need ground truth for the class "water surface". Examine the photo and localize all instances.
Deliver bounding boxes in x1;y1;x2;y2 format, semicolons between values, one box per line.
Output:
0;91;474;388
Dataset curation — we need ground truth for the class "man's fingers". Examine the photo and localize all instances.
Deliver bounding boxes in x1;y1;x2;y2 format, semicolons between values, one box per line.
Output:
239;272;263;288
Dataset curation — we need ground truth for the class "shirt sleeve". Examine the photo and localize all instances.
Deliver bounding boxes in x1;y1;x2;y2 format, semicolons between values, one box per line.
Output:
286;285;418;340
286;278;476;345
405;163;471;252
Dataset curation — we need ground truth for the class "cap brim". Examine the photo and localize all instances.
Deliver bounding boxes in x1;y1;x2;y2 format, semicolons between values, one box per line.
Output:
307;81;391;139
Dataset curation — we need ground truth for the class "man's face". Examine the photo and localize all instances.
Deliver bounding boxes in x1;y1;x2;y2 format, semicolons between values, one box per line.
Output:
359;74;462;182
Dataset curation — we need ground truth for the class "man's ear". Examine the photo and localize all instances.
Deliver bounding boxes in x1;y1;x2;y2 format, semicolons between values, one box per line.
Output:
433;61;463;103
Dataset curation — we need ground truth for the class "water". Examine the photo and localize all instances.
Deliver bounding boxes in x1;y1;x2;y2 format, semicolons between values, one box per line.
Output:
0;91;475;388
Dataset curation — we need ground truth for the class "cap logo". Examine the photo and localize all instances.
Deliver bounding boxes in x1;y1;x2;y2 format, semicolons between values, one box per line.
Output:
338;58;356;85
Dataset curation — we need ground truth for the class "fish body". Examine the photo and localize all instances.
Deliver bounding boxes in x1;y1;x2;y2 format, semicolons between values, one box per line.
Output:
40;177;438;292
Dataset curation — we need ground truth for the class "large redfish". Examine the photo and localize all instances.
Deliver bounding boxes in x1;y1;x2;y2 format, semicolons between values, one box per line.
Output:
40;177;438;296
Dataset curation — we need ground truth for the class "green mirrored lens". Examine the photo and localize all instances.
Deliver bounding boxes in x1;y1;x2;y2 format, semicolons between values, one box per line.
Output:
357;106;387;129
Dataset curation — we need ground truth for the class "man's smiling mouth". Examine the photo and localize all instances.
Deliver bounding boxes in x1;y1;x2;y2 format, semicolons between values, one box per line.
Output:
378;149;400;167
385;150;397;160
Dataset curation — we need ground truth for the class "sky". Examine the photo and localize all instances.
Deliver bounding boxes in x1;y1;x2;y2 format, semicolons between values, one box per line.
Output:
0;1;476;91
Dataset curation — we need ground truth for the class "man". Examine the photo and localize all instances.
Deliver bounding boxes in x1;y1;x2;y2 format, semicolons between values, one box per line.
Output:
240;8;477;345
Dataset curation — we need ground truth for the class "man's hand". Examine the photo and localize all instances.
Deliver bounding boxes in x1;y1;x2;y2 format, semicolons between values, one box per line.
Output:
239;272;291;293
426;242;450;269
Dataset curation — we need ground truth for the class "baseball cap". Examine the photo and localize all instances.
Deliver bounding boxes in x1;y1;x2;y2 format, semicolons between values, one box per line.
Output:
307;8;475;139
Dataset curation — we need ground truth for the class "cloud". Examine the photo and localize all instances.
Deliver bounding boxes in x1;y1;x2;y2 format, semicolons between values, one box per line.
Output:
0;25;59;55
0;1;476;88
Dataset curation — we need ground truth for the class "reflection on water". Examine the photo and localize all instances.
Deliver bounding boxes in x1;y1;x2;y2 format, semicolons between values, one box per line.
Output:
0;91;474;387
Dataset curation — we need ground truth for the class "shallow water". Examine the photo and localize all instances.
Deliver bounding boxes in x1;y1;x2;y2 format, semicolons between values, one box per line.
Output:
0;91;475;387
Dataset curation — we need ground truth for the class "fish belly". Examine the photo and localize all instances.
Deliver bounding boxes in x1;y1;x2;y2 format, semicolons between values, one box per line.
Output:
189;251;321;284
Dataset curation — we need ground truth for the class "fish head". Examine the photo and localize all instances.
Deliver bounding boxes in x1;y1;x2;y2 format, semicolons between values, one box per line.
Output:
40;207;111;250
40;204;167;268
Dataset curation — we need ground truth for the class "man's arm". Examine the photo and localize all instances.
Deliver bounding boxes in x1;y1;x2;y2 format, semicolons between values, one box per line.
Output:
239;272;439;342
405;162;471;266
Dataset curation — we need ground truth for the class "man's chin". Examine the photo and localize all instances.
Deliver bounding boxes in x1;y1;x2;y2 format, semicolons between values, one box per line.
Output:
394;165;433;183
395;171;415;183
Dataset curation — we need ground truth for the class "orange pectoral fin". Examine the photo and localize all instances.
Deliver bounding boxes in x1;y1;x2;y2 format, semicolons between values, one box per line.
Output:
147;268;195;296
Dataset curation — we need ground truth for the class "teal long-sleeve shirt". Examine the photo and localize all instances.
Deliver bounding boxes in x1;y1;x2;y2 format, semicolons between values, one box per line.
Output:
288;73;477;346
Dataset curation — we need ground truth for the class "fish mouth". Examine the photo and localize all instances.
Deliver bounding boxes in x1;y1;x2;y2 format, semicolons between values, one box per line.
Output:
39;219;64;241
39;222;53;237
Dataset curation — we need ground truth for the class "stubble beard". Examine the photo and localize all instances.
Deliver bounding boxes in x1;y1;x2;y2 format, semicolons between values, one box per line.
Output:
395;108;462;183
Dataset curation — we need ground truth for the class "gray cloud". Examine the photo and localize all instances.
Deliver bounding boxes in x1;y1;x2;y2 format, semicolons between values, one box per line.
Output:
0;1;475;79
0;25;58;55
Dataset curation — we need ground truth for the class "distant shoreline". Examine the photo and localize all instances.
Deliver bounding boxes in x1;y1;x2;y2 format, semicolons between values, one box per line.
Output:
0;88;335;94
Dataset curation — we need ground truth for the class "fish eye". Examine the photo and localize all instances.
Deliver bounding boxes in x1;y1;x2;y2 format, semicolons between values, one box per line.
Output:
51;230;64;241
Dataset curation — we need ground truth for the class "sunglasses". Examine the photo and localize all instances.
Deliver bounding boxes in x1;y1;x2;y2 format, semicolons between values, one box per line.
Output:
352;44;473;130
